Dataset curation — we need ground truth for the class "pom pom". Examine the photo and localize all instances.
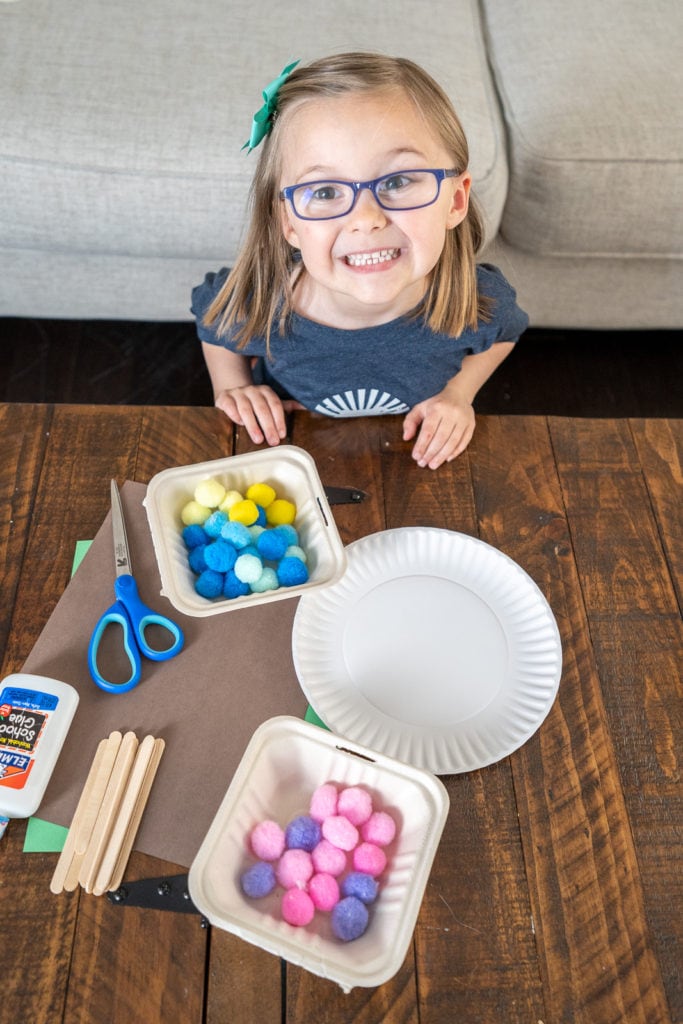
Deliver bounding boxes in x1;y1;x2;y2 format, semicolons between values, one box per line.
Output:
223;570;251;599
285;815;322;852
246;482;276;508
240;861;276;899
220;521;252;548
181;500;210;526
194;569;224;599
194;478;226;509
203;510;228;537
254;505;267;527
338;786;373;826
274;524;298;546
353;842;387;877
250;820;286;861
311;839;347;877
341;871;379;905
248;524;265;542
256;529;289;561
331;896;369;941
308;873;340;912
266;499;296;526
229;499;259;525
277;556;309;587
234;552;263;584
182;524;207;549
204;538;238;572
276;849;313;889
250;567;279;593
281;888;315;927
361;810;397;847
309;783;338;822
218;489;243;512
188;544;208;574
284;544;307;563
322;815;359;852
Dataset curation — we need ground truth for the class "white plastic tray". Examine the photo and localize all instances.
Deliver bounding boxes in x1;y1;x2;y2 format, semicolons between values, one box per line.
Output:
188;717;449;991
144;446;347;616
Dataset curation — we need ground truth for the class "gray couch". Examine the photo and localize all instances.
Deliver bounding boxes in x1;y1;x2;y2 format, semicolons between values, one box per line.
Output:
1;0;681;328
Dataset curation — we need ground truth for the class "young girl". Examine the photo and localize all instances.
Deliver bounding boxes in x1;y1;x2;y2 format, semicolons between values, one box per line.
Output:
192;53;528;470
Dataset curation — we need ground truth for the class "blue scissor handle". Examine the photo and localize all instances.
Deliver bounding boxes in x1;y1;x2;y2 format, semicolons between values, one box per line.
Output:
114;574;184;662
88;575;184;694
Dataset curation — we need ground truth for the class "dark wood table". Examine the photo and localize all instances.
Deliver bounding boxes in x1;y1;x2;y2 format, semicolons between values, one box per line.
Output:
2;404;680;1024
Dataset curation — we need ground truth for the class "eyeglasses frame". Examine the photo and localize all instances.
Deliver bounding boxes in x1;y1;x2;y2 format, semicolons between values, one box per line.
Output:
279;168;461;221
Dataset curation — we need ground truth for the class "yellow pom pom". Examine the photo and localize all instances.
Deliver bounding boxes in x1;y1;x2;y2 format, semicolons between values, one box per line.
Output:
181;500;211;525
218;489;244;512
229;499;259;525
194;478;226;508
246;482;277;508
266;498;296;525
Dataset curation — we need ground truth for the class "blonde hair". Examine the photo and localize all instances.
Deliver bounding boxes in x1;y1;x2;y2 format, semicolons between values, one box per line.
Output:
205;52;487;350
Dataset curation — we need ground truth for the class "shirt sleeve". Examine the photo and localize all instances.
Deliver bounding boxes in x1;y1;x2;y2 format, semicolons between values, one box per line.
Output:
474;263;529;349
190;267;230;345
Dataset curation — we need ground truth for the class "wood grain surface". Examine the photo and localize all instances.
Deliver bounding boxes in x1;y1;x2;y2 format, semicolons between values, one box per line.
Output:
1;404;679;1024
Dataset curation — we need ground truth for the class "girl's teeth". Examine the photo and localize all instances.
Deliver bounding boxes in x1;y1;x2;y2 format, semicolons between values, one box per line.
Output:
346;248;399;267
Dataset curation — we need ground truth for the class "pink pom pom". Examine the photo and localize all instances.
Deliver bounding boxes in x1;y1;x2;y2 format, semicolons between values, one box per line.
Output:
276;848;314;889
250;819;286;861
308;872;340;912
337;785;373;826
311;839;347;877
309;783;338;822
353;842;387;877
360;810;397;847
322;814;359;851
282;888;315;926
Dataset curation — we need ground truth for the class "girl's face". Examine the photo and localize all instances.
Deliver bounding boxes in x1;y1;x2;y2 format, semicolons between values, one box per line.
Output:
279;88;471;329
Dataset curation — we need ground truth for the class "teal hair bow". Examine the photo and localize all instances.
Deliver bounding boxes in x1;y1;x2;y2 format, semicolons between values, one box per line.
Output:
242;59;300;153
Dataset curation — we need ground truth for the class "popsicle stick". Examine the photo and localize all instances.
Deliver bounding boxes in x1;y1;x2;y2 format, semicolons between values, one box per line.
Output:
92;734;156;896
107;737;165;893
50;735;110;894
74;731;122;854
78;731;139;893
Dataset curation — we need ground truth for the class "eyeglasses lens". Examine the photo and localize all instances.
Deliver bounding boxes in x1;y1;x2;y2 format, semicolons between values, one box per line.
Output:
293;171;441;219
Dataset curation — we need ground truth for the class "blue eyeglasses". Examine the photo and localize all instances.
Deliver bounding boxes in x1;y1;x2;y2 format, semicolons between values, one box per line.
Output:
279;168;460;221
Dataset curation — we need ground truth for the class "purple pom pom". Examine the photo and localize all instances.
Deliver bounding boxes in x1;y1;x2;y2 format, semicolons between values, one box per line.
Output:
341;871;379;905
331;896;369;941
240;861;276;898
285;814;322;852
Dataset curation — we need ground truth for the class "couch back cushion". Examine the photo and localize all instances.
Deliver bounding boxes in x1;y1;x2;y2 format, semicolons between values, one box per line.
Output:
482;0;682;258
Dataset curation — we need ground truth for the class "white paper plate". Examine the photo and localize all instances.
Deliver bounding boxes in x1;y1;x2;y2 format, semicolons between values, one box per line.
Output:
292;528;562;774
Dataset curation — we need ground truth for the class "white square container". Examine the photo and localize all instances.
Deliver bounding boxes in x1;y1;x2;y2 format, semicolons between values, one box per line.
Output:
188;716;450;992
144;446;347;617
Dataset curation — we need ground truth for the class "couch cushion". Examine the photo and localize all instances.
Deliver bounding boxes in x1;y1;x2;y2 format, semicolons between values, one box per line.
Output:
481;0;683;258
0;0;506;270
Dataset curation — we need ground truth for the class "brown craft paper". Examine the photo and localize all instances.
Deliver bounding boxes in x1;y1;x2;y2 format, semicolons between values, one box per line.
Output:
23;481;307;868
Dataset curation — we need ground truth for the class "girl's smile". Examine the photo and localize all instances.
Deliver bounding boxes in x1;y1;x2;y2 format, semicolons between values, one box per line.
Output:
279;89;470;329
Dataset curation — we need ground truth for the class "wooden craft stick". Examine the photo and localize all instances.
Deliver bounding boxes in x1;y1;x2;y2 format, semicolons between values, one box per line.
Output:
49;735;111;895
78;731;138;893
107;737;165;893
74;731;122;855
92;734;156;896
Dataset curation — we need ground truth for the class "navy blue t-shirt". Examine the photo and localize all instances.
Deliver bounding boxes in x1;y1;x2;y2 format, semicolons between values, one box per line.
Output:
191;263;528;417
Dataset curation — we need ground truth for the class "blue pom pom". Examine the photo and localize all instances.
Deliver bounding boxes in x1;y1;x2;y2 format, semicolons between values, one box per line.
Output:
255;504;267;526
341;871;379;905
285;815;321;852
204;538;238;573
182;524;207;549
220;521;252;548
277;556;309;587
241;861;276;899
204;511;228;537
223;570;251;599
273;524;298;547
256;528;289;561
331;896;369;941
188;544;208;574
195;569;224;599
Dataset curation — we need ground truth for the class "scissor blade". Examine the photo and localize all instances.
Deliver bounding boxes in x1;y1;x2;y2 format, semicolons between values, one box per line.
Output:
110;479;133;577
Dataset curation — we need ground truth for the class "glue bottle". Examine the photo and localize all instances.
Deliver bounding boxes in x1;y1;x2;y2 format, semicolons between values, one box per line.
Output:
0;673;79;838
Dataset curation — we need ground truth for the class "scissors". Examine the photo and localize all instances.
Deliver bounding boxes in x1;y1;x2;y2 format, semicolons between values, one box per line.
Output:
88;480;184;693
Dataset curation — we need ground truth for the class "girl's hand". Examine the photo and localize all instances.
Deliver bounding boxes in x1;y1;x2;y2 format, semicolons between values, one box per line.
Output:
215;384;292;446
402;384;476;469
